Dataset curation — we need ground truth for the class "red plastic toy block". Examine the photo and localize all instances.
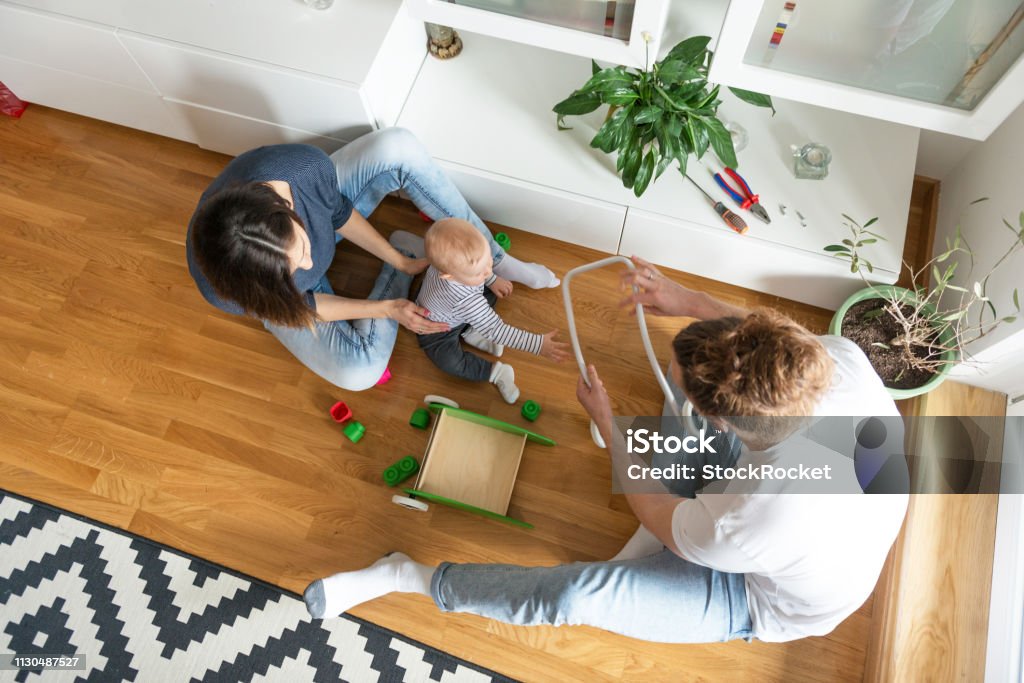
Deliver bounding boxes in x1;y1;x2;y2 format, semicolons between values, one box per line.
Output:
0;81;27;118
376;367;393;386
418;210;432;223
329;401;353;423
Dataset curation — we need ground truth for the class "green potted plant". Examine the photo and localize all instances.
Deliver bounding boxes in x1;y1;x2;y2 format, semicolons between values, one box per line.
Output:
552;36;774;197
825;208;1023;399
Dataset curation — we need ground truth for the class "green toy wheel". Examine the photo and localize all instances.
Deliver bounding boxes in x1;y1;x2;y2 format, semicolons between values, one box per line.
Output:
383;466;401;485
521;400;541;421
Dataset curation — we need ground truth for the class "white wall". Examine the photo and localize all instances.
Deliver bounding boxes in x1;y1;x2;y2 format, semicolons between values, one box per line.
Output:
915;129;978;180
933;101;1024;395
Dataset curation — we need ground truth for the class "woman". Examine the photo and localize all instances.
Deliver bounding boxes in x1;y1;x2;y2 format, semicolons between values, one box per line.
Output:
301;256;908;643
187;128;558;390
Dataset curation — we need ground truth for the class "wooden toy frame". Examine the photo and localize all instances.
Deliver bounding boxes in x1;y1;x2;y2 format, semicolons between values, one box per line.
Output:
393;399;555;528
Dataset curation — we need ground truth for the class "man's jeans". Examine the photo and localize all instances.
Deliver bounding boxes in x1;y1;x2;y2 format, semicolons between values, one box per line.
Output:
429;372;753;644
432;552;751;643
264;127;505;390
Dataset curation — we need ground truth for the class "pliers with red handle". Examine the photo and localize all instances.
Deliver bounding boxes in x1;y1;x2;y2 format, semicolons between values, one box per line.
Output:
713;168;771;224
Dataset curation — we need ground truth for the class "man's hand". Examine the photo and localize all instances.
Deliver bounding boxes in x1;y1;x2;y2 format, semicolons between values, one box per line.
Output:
620;255;749;320
539;330;569;362
488;276;513;298
399;256;430;276
619;256;702;317
576;364;614;443
387;300;449;334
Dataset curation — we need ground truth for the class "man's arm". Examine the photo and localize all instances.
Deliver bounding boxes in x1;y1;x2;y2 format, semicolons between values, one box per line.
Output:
619;255;749;320
581;365;687;554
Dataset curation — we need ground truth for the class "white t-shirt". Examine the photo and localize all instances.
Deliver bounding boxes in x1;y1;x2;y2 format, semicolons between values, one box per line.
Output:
670;335;909;642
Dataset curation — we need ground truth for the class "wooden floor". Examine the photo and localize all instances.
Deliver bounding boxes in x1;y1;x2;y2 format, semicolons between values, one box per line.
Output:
0;106;933;682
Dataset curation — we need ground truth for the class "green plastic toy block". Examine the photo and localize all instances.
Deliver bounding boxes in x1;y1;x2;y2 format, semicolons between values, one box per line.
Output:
409;407;431;430
343;421;366;443
383;456;419;486
494;232;511;252
521;400;541;422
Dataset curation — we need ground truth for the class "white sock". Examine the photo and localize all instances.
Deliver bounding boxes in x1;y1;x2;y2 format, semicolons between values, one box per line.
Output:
489;361;520;404
461;327;503;356
303;552;434;619
610;525;665;561
492;254;560;289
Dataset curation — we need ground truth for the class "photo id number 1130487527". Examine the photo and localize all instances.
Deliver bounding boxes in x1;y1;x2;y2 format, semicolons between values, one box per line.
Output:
1;654;87;671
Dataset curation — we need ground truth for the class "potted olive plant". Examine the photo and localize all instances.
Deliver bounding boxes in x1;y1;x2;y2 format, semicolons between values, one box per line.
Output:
826;207;1023;399
552;36;774;197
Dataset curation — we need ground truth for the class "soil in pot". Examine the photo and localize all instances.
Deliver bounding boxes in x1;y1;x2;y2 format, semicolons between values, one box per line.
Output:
841;299;940;390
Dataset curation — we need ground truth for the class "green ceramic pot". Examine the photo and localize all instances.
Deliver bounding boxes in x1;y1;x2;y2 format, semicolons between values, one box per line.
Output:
829;286;958;400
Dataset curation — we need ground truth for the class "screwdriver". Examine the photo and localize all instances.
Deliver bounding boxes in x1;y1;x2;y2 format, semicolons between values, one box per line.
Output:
684;175;748;234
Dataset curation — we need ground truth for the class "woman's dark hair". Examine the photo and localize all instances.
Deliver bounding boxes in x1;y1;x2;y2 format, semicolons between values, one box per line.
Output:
191;182;317;328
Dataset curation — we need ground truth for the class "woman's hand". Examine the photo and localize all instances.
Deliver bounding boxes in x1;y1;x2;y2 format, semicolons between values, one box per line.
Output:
576;364;614;443
488;276;513;299
399;256;430;276
387;300;449;334
539;330;569;362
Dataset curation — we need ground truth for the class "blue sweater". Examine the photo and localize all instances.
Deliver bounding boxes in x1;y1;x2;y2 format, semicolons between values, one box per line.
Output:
186;144;353;316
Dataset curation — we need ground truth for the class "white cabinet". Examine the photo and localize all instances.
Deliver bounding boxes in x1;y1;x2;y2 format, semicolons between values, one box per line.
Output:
438;161;627;253
118;34;374;144
0;3;187;140
0;3;149;90
0;55;189;140
161;100;349;158
619;209;879;311
0;0;425;153
711;0;1024;140
406;0;671;67
399;30;919;310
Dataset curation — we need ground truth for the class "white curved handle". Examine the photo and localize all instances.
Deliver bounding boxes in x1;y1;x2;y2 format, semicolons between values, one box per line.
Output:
562;257;687;448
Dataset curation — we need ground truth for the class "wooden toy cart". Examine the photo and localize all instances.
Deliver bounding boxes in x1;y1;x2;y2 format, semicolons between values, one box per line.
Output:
392;397;555;529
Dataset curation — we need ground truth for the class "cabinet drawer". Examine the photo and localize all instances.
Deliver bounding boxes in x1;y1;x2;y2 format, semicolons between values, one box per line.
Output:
438;161;626;254
0;56;189;141
119;33;375;141
0;2;152;91
620;208;897;310
163;99;347;157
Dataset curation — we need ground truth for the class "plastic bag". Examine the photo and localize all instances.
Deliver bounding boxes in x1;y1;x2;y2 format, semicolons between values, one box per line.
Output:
0;81;27;118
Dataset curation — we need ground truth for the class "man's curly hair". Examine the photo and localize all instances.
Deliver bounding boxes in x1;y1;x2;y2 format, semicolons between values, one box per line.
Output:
673;309;834;441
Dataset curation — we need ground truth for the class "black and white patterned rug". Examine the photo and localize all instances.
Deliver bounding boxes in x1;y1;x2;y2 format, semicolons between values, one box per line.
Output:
0;490;516;683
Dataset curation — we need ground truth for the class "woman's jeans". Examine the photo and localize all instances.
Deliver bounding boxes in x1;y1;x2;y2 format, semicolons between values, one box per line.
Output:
264;128;504;391
429;372;753;644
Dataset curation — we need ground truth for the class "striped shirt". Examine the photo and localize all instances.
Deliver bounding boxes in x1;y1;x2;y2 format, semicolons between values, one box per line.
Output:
416;267;543;354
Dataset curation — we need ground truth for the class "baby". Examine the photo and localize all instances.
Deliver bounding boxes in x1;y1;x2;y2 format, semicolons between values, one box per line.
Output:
416;218;568;403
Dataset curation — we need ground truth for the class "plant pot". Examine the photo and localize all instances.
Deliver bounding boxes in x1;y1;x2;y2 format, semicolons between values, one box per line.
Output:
829;285;958;400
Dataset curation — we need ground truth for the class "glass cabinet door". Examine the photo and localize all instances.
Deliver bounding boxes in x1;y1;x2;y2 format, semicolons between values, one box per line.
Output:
406;0;670;67
711;0;1024;139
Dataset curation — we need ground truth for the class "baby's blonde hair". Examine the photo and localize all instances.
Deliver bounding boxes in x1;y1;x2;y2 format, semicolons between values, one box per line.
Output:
424;218;489;274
